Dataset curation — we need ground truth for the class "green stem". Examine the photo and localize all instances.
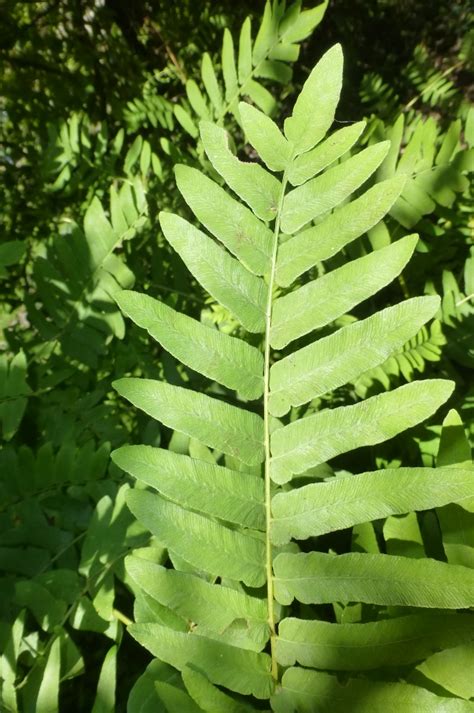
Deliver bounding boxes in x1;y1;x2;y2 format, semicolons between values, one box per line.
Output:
113;608;133;626
456;292;474;308
264;171;288;682
398;272;410;299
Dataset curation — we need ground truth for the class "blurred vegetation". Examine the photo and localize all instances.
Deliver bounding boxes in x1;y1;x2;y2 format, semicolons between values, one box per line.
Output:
0;0;472;710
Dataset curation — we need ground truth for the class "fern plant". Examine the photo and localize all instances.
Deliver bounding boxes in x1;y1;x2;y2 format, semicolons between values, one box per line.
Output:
174;0;329;136
26;181;147;368
110;45;474;709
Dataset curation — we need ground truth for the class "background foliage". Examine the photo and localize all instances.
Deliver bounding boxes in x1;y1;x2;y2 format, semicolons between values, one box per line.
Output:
0;0;473;710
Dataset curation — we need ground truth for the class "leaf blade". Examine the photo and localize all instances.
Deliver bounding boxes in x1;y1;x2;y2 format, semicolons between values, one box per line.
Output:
287;121;366;186
284;44;343;155
116;290;264;400
200;121;281;222
113;378;264;466
113;445;265;530
270;380;454;483
271;467;474;545
126;556;268;643
239;102;291;172
271;234;418;349
273;551;474;608
276;175;406;287
281;141;390;234
129;624;273;699
272;668;474;713
127;491;266;587
174;165;273;276
269;296;439;416
276;614;474;670
160;212;267;334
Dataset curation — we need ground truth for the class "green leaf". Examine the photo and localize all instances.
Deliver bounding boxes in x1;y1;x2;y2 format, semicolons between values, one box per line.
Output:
281;141;390;234
222;29;238;102
438;409;472;467
201;53;223;113
272;668;474;713
245;80;276;116
14;580;66;631
129;624;273;699
239;103;291;172
113;378;264;466
271;234;418;349
0;611;25;713
127;660;178;713
237;18;252;86
186;79;210;120
126;491;266;587
417;642;474;700
182;666;259;712
287;121;366;186
276;175;406;287
255;59;292;85
83;196;117;266
159;212;267;333
155;682;204;713
174;165;273;276
271;466;474;545
276;613;474;670
79;484;143;581
126;556;268;638
91;646;117;713
199;121;281;222
269;43;299;63
438;502;474;569
284;44;343;155
36;637;60;713
269;296;439;417
384;510;425;558
116;290;264;400
0;240;26;273
436;410;474;568
273;551;474;607
280;1;328;43
113;445;265;529
270;380;454;484
252;2;276;65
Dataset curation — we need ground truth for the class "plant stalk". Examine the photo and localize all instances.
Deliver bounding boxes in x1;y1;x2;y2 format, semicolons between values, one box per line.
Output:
263;171;288;683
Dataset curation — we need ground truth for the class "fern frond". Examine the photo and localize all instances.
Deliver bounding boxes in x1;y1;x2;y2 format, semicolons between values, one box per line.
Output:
378;112;473;229
123;73;175;133
43;112;125;194
174;0;329;135
26;183;147;366
360;71;400;119
425;248;474;368
405;45;460;111
113;44;474;708
0;440;110;509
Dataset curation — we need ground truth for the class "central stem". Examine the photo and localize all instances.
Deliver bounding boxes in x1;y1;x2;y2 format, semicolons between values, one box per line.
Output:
264;172;288;682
